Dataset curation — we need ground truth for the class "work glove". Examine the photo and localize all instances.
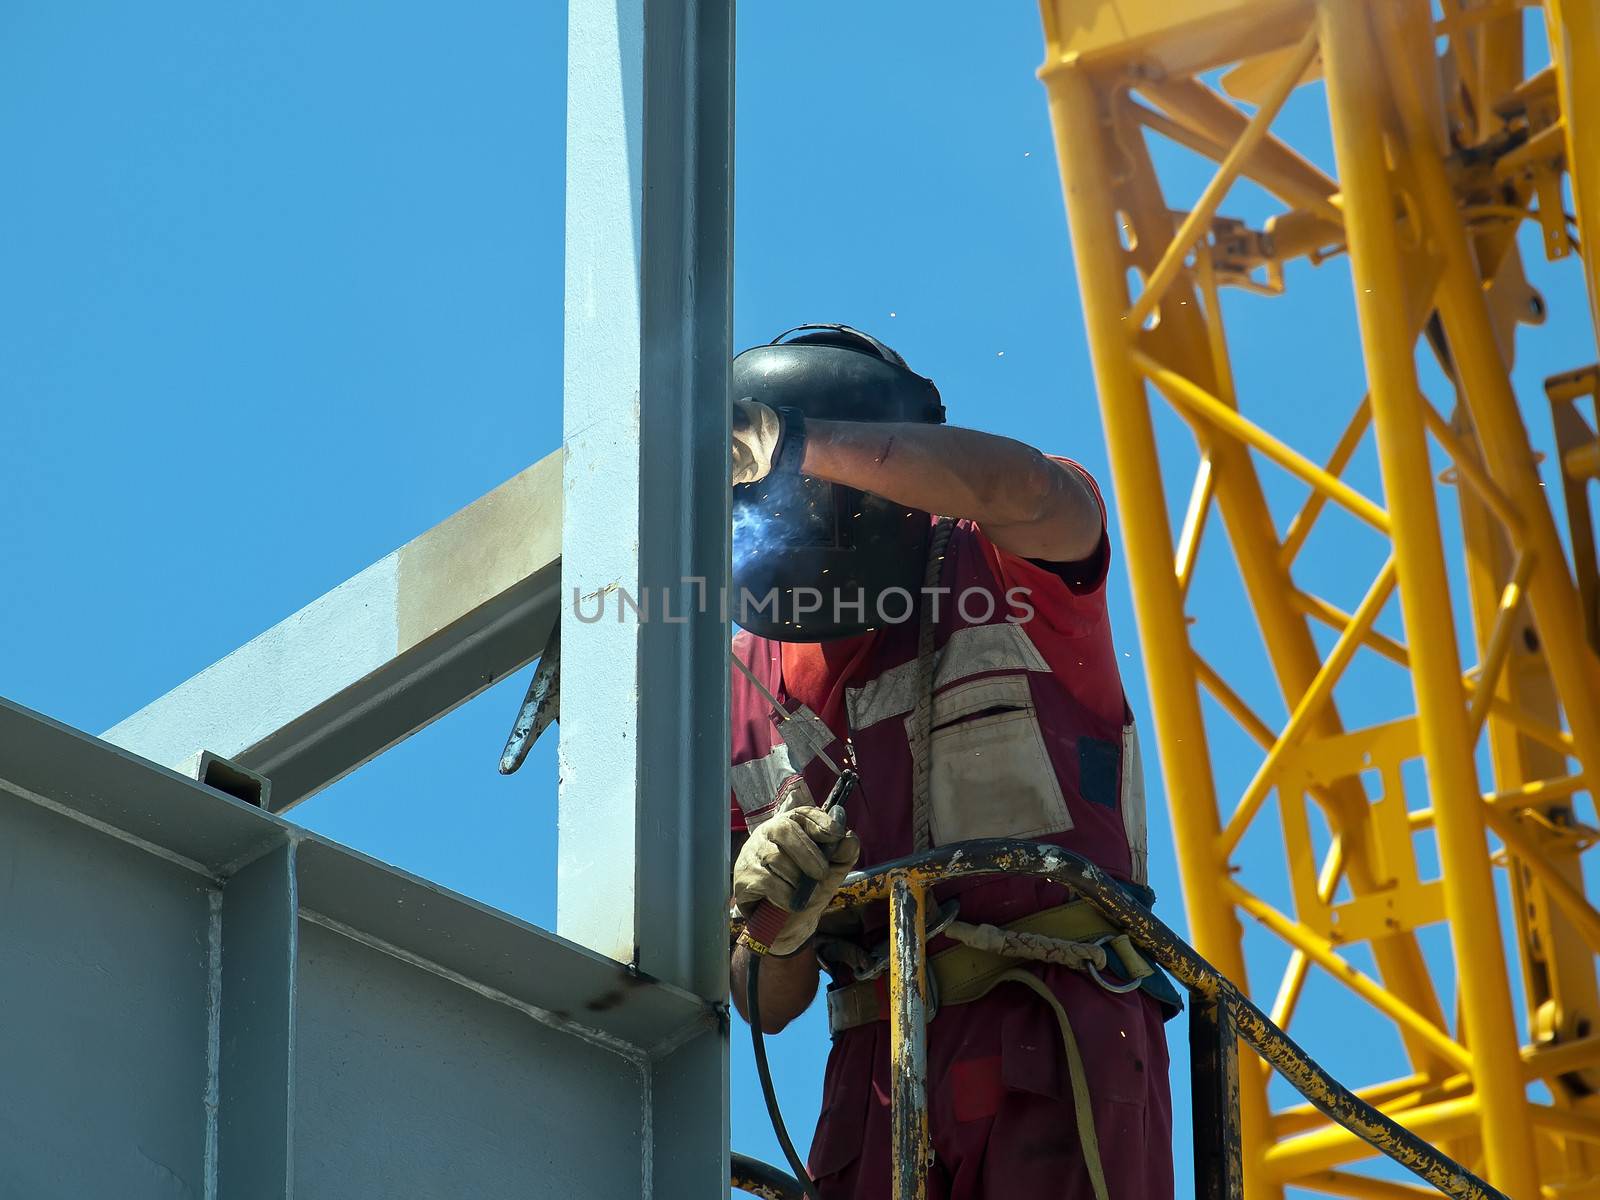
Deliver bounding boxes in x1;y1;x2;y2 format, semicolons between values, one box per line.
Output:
732;398;784;486
733;791;861;956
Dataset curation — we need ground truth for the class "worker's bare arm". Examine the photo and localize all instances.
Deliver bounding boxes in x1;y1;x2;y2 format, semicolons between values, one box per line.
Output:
801;420;1102;563
731;940;821;1033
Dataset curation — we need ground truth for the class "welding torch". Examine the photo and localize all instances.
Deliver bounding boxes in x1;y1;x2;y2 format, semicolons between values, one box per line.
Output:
739;768;858;956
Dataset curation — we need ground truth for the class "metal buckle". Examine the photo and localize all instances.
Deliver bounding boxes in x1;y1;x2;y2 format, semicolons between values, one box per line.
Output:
1085;934;1144;994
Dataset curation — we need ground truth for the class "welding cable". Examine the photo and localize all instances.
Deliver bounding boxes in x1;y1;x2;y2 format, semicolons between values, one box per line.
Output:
746;953;822;1200
732;1151;811;1200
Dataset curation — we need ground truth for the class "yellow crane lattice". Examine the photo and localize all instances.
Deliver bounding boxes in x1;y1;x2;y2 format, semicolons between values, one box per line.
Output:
1034;1;1600;1196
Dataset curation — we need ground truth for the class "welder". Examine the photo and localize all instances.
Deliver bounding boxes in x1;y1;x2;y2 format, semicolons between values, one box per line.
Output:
726;325;1179;1200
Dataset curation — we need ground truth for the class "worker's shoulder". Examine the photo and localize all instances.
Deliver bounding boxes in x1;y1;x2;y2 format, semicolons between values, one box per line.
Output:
732;628;767;657
1041;452;1093;472
731;627;781;676
953;514;1112;621
1042;453;1105;494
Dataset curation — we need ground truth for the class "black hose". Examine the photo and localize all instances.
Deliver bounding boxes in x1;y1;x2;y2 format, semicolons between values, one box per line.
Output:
747;952;822;1200
731;1151;810;1200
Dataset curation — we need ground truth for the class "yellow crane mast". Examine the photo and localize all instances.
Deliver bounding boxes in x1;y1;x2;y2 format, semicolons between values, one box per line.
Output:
1034;1;1600;1196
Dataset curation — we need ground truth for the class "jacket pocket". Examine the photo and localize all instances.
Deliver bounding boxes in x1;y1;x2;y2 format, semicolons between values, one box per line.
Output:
926;674;1072;844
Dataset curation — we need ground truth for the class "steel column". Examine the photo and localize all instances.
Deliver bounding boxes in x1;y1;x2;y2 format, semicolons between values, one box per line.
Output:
218;844;299;1198
558;0;734;1009
558;4;731;1193
1318;2;1539;1194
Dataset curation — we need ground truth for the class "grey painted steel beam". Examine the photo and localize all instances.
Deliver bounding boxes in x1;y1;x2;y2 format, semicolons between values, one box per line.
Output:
101;452;563;812
0;696;718;1198
559;0;733;1000
53;0;738;1188
0;754;214;1199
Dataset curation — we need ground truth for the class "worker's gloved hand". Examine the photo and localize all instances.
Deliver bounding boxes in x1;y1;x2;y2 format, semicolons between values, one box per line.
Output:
733;793;861;956
732;398;784;486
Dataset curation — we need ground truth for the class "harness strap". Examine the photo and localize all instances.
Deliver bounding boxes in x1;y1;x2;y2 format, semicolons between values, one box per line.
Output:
823;898;1163;1183
945;920;1152;980
992;968;1111;1200
931;901;1149;1004
823;900;1156;1033
908;516;957;854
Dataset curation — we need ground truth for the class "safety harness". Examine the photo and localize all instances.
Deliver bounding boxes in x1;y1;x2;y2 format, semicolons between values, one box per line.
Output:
816;895;1180;1200
822;899;1162;1034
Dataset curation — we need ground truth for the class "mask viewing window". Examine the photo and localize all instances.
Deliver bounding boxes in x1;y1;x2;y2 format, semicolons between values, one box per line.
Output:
734;478;856;556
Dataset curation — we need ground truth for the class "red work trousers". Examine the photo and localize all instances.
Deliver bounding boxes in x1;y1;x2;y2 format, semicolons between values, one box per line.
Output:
807;964;1173;1199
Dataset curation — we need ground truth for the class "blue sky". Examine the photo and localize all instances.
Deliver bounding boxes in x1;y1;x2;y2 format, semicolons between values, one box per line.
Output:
3;3;1594;1195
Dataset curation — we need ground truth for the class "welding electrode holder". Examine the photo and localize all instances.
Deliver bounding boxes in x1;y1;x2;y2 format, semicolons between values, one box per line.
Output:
740;769;858;956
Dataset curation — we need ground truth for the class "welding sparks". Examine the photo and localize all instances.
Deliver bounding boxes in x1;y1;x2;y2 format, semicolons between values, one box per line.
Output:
733;472;811;571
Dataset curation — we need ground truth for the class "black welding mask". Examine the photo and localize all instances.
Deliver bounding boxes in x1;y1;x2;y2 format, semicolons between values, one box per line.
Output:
732;324;946;642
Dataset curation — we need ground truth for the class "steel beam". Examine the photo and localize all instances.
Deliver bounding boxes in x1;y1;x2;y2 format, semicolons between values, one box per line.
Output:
81;0;735;1187
101;452;563;812
0;743;214;1199
0;694;718;1199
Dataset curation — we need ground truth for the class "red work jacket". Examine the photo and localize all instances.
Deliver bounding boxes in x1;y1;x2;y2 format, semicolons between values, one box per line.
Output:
730;488;1170;1198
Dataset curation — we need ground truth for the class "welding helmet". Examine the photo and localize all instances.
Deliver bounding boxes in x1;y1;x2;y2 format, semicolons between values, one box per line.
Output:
732;324;946;642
